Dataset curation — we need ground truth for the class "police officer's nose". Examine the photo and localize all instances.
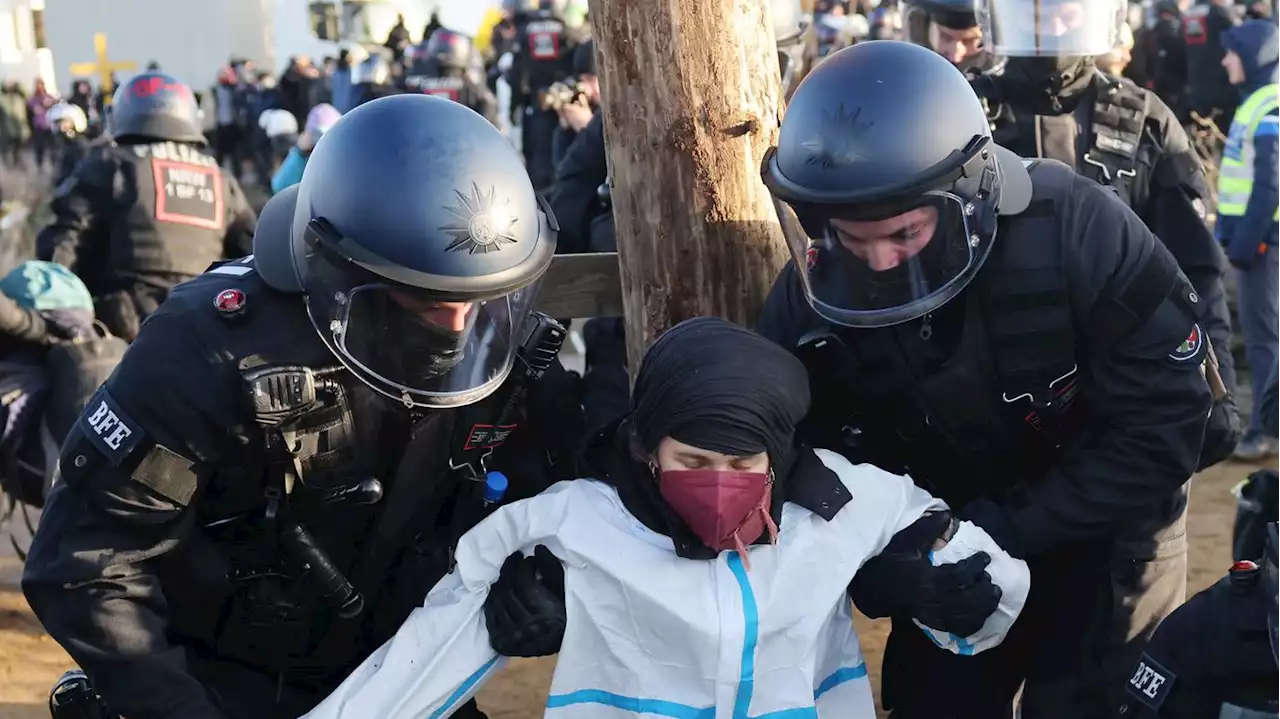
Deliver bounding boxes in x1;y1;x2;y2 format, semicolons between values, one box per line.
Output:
423;301;474;332
866;242;903;272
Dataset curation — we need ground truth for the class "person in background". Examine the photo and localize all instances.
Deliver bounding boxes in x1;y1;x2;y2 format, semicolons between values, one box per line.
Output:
1098;22;1137;76
27;78;57;171
66;80;99;138
1217;19;1279;462
0;82;30;166
46;102;88;187
271;103;340;194
258;107;299;191
1129;0;1190;120
551;39;599;168
385;14;413;63
279;55;321;127
423;11;444;42
212;64;249;181
1184;0;1242;134
331;45;367;113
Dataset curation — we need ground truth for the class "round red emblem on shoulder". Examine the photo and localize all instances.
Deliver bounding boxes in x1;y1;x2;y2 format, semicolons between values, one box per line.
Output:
214;288;246;315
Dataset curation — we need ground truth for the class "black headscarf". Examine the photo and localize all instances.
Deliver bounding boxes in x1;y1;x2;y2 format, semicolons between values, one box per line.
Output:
591;317;811;558
631;316;810;465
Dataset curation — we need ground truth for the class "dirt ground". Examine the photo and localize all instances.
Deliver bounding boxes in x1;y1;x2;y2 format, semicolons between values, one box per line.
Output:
0;455;1271;719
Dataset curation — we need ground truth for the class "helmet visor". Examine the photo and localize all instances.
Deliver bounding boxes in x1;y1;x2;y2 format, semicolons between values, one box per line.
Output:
303;246;539;408
980;0;1124;56
779;191;985;327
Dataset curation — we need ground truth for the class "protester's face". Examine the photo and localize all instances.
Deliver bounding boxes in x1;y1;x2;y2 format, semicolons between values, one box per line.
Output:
932;24;984;65
1222;49;1246;84
655;437;769;475
829;205;940;272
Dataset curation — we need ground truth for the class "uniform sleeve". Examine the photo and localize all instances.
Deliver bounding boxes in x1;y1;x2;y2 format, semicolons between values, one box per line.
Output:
222;176;257;259
817;450;1030;656
1006;176;1213;555
1233;113;1279;259
36;149;113;272
1145;103;1237;391
0;294;50;344
21;310;248;719
302;484;576;719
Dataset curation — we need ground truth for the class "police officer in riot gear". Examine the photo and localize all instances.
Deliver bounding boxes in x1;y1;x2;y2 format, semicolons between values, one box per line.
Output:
758;41;1216;719
506;0;582;191
903;0;997;74
36;72;257;342
404;28;500;125
1115;522;1279;718
24;95;577;719
970;0;1240;469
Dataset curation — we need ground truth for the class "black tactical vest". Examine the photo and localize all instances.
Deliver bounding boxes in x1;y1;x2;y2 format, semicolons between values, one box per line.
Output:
108;141;231;282
978;73;1158;212
1205;567;1280;716
404;70;482;112
516;15;573;91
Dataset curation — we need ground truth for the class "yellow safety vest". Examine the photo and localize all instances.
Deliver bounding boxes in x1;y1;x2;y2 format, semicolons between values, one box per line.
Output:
1218;82;1280;221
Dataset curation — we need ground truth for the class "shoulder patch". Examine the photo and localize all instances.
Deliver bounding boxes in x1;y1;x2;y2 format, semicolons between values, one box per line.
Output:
206;254;257;277
1125;652;1176;710
79;388;145;466
1168;323;1204;363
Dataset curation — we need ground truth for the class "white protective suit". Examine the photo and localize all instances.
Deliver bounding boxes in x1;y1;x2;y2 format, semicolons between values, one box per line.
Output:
303;449;1031;719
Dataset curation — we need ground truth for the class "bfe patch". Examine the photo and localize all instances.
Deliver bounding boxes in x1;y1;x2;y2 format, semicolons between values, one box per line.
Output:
79;388;145;466
1125;652;1176;710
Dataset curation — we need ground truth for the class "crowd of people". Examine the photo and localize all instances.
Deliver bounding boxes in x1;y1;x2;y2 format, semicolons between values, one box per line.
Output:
0;0;1274;718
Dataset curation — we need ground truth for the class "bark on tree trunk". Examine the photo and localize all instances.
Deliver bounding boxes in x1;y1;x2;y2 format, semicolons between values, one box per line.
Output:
588;0;791;374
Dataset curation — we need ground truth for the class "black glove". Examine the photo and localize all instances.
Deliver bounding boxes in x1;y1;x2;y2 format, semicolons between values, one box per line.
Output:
848;512;1002;638
958;498;1025;559
484;545;567;658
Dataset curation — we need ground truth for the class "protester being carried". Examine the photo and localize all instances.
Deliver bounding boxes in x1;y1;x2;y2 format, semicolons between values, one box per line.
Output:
304;317;1030;719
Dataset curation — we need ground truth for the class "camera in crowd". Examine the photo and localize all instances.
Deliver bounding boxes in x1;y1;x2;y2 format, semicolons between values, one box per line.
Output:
537;78;590;112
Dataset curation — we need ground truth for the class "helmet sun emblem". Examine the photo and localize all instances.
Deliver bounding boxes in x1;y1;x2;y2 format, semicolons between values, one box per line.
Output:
440;183;519;255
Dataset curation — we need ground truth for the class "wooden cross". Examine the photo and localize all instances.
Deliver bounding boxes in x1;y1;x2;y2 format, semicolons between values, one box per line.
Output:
68;33;138;105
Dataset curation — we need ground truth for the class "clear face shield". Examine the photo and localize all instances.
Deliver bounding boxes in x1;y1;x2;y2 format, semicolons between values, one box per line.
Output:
775;190;993;328
302;222;541;409
978;0;1126;56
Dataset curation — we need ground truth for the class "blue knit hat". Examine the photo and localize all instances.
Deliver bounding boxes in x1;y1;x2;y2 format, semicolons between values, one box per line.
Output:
0;261;94;311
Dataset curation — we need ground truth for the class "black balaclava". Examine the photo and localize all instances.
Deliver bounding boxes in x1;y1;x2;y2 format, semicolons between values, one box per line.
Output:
602;317;811;559
1003;55;1097;113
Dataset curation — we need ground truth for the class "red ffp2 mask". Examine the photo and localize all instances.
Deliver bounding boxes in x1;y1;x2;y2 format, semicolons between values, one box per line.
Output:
658;469;778;568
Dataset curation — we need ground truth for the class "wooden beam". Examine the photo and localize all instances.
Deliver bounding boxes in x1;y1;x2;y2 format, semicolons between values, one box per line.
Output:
590;0;791;371
536;252;624;318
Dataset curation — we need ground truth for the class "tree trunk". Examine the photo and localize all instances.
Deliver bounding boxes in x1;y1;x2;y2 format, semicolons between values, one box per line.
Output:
589;0;791;373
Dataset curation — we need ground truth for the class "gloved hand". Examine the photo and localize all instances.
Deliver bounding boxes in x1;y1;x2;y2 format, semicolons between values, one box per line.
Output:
483;545;567;657
958;498;1025;559
848;511;1003;638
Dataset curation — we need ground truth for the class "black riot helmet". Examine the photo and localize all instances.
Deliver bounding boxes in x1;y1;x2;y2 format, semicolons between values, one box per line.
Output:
108;72;205;144
280;95;557;409
425;28;478;71
761;41;1031;328
907;0;980;29
1266;522;1278;664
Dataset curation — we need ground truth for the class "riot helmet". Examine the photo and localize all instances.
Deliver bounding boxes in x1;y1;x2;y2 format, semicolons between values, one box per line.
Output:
773;0;810;96
977;0;1127;57
287;94;557;409
108;72;205;144
48;102;88;138
761;41;1031;328
1266;522;1278;664
906;0;986;66
425;28;478;71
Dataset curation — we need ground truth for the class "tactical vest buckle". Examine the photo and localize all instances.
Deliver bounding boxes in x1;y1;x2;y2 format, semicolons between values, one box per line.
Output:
1002;365;1080;444
1082;152;1137;185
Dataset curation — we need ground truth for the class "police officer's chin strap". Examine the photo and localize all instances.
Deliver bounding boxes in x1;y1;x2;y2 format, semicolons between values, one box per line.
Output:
1003;56;1097;114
